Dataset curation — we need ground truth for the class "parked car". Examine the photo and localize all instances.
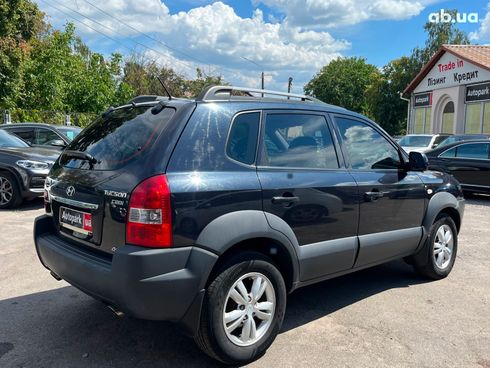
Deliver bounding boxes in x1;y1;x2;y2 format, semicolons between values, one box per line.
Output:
426;139;490;194
438;134;490;148
0;130;59;208
399;134;451;153
0;123;82;149
34;86;465;365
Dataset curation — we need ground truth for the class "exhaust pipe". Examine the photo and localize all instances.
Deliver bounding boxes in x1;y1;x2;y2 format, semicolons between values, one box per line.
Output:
106;304;125;318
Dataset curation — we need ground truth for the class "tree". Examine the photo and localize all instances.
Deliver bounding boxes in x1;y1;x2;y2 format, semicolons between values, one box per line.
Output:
123;57;225;98
21;23;133;114
304;57;380;115
0;0;47;109
412;9;470;68
365;57;421;134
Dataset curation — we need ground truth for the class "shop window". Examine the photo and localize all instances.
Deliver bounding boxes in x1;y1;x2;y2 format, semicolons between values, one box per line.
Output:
465;103;481;134
483;102;490;134
442;101;454;134
414;108;425;133
424;107;432;133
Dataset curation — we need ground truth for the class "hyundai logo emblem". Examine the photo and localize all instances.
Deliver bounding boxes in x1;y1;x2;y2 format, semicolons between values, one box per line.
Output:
66;186;75;197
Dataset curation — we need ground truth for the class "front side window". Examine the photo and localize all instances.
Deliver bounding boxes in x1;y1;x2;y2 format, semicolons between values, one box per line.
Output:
260;113;339;169
226;112;260;165
336;117;401;170
35;128;61;145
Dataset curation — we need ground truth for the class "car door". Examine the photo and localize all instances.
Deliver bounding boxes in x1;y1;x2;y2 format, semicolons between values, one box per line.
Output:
257;111;359;281
332;115;426;267
438;142;490;188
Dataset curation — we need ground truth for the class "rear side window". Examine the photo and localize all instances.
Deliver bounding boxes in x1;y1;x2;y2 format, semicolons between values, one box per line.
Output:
455;143;490;159
335;117;401;170
226;112;260;165
260;113;339;169
60;106;175;170
10;128;35;144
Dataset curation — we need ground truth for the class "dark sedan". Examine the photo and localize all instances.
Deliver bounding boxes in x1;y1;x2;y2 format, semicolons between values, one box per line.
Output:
0;130;59;208
426;139;490;194
0;123;82;150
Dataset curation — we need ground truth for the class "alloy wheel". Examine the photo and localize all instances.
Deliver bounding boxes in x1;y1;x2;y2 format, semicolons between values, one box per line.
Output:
222;272;276;347
0;176;13;206
433;224;454;270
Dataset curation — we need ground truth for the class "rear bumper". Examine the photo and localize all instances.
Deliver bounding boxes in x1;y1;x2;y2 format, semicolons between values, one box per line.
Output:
34;215;217;335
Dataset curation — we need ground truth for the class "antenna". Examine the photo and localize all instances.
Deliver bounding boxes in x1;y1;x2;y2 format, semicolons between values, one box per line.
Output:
157;76;172;101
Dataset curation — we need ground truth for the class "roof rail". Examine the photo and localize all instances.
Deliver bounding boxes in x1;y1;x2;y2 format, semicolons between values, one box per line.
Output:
196;85;324;104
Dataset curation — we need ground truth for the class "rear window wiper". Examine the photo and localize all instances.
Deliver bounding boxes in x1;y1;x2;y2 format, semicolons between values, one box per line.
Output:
63;150;99;165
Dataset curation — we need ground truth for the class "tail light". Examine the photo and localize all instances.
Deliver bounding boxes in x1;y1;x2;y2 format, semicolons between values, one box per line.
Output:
126;175;173;248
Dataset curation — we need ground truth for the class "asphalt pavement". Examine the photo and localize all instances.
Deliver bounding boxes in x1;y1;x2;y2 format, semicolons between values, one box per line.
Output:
0;197;489;367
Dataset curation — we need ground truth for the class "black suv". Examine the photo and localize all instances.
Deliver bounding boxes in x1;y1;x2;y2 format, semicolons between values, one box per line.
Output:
34;86;465;365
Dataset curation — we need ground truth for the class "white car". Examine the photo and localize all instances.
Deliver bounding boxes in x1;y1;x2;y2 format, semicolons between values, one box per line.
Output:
399;134;451;153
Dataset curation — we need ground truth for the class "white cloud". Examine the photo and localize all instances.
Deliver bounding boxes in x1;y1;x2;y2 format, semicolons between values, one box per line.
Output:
37;0;350;92
469;3;490;42
253;0;431;28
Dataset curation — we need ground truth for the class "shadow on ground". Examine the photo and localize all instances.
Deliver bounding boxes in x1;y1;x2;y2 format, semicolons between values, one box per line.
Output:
0;259;427;368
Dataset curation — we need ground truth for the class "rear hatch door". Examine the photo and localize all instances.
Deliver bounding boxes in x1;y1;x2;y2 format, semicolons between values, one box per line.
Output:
47;105;176;254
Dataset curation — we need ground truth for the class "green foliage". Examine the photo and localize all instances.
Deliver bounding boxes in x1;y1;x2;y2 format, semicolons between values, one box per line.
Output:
123;58;225;98
0;0;47;109
304;57;380;116
21;23;133;114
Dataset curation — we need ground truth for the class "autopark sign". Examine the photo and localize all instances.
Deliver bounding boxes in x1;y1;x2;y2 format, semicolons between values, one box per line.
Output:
414;92;432;107
466;82;490;102
414;51;490;93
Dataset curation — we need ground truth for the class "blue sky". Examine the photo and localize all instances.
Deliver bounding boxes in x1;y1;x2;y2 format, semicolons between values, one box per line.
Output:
37;0;490;92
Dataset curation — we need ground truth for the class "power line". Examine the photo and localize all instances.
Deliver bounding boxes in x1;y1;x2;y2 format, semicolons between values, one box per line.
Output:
78;0;242;77
42;0;197;74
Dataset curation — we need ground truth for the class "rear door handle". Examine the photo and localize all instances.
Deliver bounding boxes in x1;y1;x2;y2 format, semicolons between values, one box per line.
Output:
272;196;300;204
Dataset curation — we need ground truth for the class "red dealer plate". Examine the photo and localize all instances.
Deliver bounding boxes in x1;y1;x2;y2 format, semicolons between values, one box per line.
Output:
59;206;93;234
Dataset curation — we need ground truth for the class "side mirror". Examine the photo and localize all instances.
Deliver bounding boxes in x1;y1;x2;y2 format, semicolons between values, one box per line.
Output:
432;143;438;148
50;139;66;147
408;151;428;171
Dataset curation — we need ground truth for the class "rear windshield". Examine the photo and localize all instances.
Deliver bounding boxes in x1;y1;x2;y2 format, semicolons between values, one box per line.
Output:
60;106;175;170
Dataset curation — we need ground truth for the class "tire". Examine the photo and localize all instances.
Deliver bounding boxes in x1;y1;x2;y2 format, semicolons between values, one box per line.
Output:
195;252;287;365
412;214;458;280
0;172;22;209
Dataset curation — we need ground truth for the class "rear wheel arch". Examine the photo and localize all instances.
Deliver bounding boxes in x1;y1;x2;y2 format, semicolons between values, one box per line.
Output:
204;237;297;293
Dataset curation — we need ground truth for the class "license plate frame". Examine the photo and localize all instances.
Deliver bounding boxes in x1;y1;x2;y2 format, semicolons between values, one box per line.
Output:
59;206;93;235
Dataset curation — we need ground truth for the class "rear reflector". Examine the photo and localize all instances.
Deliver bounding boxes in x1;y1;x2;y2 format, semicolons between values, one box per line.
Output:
126;175;172;248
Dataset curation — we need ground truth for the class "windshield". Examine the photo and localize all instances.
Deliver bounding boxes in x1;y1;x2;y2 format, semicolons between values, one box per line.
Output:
0;130;30;148
398;135;432;147
57;126;82;141
60;106;175;170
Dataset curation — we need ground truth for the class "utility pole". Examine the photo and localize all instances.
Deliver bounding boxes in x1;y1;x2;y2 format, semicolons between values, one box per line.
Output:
288;77;293;93
241;56;267;96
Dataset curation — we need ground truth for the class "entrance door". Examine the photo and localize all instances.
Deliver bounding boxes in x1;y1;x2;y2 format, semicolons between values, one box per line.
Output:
442;101;455;133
